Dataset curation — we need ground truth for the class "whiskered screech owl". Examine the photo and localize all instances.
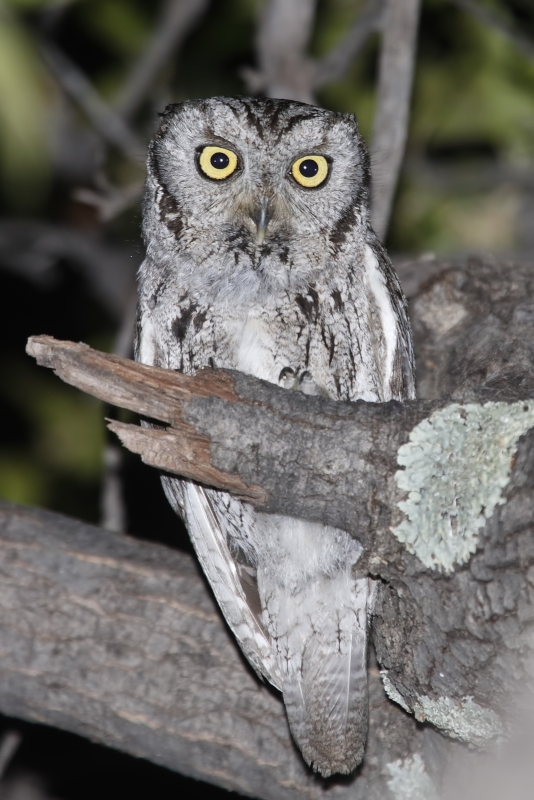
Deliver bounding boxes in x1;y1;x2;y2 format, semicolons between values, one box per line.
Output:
135;96;415;777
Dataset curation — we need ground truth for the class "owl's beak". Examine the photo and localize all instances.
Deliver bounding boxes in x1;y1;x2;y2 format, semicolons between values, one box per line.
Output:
251;198;272;245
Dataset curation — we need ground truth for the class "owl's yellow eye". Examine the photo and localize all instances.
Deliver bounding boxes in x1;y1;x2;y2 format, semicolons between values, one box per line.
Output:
198;146;239;180
291;155;329;188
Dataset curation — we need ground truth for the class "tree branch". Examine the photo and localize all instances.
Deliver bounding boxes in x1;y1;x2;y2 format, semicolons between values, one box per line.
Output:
0;499;439;800
25;333;436;543
312;0;383;89
113;0;210;121
244;0;317;103
450;0;534;63
371;0;421;241
39;41;143;161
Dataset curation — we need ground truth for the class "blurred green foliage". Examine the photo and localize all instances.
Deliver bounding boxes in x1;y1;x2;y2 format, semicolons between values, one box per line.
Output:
0;4;52;207
0;0;533;519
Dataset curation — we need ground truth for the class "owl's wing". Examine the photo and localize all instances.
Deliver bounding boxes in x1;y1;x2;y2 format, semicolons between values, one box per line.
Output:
162;476;283;690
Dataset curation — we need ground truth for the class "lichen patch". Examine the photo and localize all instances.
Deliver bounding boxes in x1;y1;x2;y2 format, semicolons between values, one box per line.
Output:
393;402;534;571
380;670;411;713
386;753;439;800
413;695;503;746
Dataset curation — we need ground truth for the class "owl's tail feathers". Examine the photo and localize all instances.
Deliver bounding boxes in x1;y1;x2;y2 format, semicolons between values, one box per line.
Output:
282;574;369;778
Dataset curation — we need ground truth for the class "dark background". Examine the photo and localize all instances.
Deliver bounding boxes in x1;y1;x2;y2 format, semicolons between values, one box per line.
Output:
0;0;533;796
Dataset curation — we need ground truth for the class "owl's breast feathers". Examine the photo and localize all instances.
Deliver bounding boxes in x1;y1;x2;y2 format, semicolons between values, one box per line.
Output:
139;239;413;402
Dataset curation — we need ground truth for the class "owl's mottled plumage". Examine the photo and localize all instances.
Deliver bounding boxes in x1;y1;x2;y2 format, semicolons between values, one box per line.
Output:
136;96;415;776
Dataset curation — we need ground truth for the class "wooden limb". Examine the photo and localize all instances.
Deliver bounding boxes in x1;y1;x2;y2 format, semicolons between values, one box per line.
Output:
0;500;438;800
371;0;421;241
26;332;438;551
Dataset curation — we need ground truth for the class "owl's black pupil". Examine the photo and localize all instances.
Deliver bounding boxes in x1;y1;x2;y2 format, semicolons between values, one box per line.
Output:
299;159;319;178
210;152;230;169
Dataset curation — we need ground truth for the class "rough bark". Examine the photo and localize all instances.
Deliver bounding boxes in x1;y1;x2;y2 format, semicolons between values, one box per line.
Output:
26;333;436;538
12;256;534;797
0;499;439;800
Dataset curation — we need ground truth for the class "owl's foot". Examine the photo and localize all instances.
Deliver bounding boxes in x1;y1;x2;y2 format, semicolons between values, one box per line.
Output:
299;370;329;397
278;367;299;390
278;367;328;397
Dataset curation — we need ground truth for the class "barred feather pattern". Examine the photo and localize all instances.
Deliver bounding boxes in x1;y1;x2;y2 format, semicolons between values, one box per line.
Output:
136;97;415;776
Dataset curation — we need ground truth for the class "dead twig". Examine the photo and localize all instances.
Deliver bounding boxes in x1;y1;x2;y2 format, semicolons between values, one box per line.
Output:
99;293;138;534
0;220;137;320
73;182;143;224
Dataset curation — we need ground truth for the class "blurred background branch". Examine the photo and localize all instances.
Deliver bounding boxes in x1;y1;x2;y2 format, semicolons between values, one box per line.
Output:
312;0;383;88
249;0;317;102
40;40;143;160
371;0;421;239
113;0;211;120
451;0;534;62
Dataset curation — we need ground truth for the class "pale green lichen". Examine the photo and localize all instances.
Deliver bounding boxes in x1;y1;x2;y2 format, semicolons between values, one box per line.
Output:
413;695;503;746
393;402;534;571
386;753;439;800
381;670;411;713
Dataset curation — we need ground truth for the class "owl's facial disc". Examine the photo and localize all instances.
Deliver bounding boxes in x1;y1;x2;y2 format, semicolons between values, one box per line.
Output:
195;142;333;247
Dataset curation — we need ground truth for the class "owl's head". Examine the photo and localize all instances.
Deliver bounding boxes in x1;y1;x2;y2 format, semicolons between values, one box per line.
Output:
143;97;371;299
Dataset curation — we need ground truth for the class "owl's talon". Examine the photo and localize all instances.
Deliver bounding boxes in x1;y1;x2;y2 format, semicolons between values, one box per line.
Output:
299;371;328;397
299;370;316;395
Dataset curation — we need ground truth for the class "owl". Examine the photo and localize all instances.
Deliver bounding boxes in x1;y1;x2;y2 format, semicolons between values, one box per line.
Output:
135;97;415;777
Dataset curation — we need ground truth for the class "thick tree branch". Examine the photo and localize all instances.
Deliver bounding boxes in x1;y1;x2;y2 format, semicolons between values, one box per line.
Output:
0;500;437;800
26;332;427;538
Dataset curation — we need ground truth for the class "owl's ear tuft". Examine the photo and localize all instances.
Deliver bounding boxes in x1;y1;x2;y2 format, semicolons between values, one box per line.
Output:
158;103;181;119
